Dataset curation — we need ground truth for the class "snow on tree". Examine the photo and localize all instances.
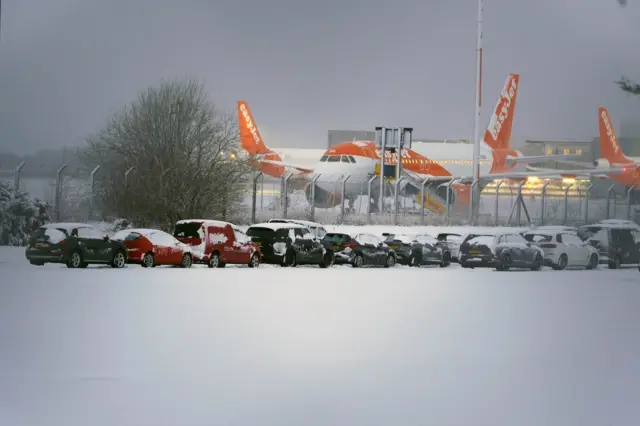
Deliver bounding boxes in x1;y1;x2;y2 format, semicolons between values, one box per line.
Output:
0;181;51;246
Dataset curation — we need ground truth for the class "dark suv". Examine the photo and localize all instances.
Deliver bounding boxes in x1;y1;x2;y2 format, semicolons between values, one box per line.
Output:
246;222;334;267
577;223;640;268
459;232;545;271
25;222;128;268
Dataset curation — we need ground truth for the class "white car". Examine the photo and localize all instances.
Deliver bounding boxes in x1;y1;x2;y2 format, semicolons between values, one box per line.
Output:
523;230;599;270
436;232;463;261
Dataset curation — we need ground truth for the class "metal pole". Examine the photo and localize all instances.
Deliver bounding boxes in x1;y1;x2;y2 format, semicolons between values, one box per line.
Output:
283;173;292;219
54;164;67;222
468;180;479;224
340;175;351;224
309;174;321;222
251;172;263;224
540;182;550;226
394;177;405;225
584;183;594;224
124;167;135;188
379;128;386;216
471;0;484;223
494;180;504;225
606;184;616;219
445;179;457;224
367;175;377;224
563;184;574;225
88;165;101;221
627;185;636;220
516;180;525;226
13;161;25;196
420;177;430;225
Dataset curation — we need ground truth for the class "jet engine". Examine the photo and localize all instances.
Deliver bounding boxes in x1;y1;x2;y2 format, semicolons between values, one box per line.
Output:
305;182;343;208
594;158;611;169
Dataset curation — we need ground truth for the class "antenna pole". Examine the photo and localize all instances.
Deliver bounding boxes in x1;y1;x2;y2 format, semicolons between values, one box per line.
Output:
471;0;483;224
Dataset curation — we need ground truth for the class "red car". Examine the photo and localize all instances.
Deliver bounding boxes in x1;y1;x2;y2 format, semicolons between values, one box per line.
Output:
173;219;261;267
112;228;194;268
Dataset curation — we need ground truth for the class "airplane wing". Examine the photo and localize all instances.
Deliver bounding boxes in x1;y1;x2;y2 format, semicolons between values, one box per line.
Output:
506;154;584;166
256;158;314;174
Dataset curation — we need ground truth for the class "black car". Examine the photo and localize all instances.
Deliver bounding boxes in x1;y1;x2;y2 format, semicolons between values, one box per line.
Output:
577;223;640;268
322;232;396;267
25;222;128;268
383;233;451;267
459;232;544;271
246;222;334;267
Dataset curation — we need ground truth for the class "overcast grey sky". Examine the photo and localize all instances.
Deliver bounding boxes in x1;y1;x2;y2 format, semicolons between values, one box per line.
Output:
1;0;639;155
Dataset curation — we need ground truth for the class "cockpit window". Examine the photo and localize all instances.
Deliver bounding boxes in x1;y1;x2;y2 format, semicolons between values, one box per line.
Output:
320;155;328;162
327;156;340;162
348;156;356;163
340;156;349;163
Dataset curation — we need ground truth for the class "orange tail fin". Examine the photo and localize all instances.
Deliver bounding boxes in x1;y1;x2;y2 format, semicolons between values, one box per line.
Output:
598;107;632;165
237;101;270;155
484;73;519;150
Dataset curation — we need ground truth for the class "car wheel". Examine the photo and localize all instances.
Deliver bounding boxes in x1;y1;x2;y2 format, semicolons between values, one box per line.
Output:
248;253;260;268
440;252;451;268
142;253;155;268
67;251;83;268
608;256;621;269
111;250;126;268
180;253;192;268
553;254;568;270
496;254;511;271
530;253;543;271
282;251;297;267
352;254;364;268
587;254;599;270
319;251;334;268
384;254;396;268
209;253;221;268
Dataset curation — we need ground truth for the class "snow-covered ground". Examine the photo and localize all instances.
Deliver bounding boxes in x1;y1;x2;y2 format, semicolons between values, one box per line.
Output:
1;246;640;426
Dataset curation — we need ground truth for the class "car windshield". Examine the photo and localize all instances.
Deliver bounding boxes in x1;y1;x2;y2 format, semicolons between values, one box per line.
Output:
246;227;275;238
467;236;494;246
323;233;351;244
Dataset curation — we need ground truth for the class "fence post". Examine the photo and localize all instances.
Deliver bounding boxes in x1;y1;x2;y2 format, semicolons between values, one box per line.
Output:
394;177;405;225
606;184;616;219
516;180;526;227
444;179;457;225
13;161;25;196
627;185;636;220
367;175;377;224
88;165;101;221
420;177;430;225
54;164;67;222
340;175;351;224
540;182;549;226
283;173;293;219
563;184;574;225
584;183;594;224
494;180;504;226
308;174;321;222
468;180;479;225
251;172;263;224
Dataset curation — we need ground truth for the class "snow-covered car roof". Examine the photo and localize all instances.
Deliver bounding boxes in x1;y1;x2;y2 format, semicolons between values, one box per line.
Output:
581;223;640;230
524;230;556;237
249;222;307;230
42;222;95;232
268;219;325;228
385;234;418;244
175;219;232;228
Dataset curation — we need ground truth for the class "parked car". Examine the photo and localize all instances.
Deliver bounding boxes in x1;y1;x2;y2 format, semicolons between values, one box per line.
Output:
323;232;396;267
173;219;261;268
25;222;128;268
577;223;640;268
246;222;334;267
112;228;194;268
267;219;328;239
383;234;451;267
523;230;599;270
436;232;463;261
459;232;544;271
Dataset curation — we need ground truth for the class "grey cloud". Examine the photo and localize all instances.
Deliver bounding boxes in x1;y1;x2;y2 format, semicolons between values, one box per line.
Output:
1;0;639;155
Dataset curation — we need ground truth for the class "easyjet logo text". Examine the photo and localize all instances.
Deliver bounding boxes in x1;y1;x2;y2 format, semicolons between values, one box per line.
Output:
240;103;261;146
488;76;518;141
601;110;620;154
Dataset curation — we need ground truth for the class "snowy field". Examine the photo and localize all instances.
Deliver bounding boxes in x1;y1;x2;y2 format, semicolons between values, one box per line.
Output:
2;244;640;425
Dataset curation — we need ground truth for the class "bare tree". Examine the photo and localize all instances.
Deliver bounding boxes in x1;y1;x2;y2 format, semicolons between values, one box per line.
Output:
79;78;251;230
616;77;640;95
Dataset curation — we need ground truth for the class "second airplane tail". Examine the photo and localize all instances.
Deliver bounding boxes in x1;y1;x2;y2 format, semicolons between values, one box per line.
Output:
598;106;633;165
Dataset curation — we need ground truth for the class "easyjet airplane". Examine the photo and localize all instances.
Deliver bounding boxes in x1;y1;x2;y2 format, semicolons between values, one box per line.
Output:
593;106;640;187
238;74;622;213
